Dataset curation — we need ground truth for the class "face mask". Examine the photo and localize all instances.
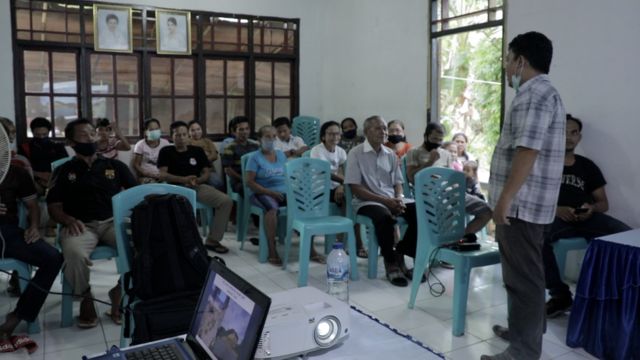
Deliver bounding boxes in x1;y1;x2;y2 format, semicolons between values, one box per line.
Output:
146;129;162;141
73;142;97;156
424;141;440;151
387;135;405;144
511;61;524;93
32;137;51;145
343;129;357;139
261;139;275;151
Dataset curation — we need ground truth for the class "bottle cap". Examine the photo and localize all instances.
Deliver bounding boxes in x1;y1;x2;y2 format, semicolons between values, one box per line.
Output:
332;242;344;249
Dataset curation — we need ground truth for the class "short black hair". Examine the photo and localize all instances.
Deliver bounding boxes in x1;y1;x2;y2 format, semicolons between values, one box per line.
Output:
320;120;340;142
424;122;445;137
566;113;583;132
170;121;188;135
96;118;111;128
229;116;249;133
65;118;94;141
187;120;202;129
341;117;357;129
508;31;553;74
106;14;119;24
272;117;291;129
167;17;177;26
451;132;468;143
30;117;52;132
144;118;160;130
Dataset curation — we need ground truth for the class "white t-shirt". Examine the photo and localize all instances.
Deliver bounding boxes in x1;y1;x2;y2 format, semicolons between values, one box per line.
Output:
133;138;170;176
310;143;347;189
274;135;306;153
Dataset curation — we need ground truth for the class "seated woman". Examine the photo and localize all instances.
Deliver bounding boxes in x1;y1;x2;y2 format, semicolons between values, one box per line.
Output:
95;118;131;159
246;125;325;266
188;120;223;190
132;118;170;183
311;121;368;258
452;132;475;163
338;117;365;154
383;119;412;158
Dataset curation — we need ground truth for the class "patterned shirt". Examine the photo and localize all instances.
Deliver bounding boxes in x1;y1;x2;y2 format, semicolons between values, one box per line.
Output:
489;74;566;224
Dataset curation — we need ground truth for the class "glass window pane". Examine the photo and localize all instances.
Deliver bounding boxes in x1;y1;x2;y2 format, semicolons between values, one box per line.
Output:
26;96;50;122
17;31;31;40
227;61;245;96
206;60;224;95
44;33;66;42
227;98;245;129
174;59;194;96
91;97;115;120
274;62;290;97
206;98;224;135
151;98;172;133
274;99;290;120
24;51;49;93
213;18;240;51
255;61;272;96
16;9;30;30
32;11;45;31
15;0;30;9
151;57;171;95
53;96;79;133
52;53;77;94
117;98;139;136
255;98;272;129
68;13;81;33
116;55;139;95
45;11;66;33
175;98;194;121
90;54;114;94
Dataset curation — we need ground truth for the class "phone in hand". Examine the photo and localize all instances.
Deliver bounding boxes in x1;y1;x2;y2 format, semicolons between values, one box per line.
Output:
574;207;588;214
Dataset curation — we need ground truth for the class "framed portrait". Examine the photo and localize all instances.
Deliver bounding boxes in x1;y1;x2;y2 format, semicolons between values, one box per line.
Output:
93;4;133;53
156;10;192;55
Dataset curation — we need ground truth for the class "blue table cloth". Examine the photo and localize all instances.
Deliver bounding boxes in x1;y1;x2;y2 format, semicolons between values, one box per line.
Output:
566;230;640;360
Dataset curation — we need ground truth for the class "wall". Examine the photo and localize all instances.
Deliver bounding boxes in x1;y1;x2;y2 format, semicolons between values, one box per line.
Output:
505;0;640;227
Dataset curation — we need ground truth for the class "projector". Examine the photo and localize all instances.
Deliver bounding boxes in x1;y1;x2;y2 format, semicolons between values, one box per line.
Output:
254;286;351;359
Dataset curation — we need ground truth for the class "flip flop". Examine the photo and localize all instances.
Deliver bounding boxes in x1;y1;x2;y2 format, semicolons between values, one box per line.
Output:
356;248;369;259
104;310;122;325
107;287;122;325
205;242;229;254
386;269;408;287
268;257;283;266
10;335;38;354
0;338;15;353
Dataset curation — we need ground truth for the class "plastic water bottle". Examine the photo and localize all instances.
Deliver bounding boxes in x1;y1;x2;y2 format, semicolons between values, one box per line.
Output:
327;243;349;302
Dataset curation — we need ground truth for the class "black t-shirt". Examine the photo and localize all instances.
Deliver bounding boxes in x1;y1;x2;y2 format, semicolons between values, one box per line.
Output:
157;145;209;184
19;139;68;173
557;155;606;208
46;156;137;222
0;166;37;225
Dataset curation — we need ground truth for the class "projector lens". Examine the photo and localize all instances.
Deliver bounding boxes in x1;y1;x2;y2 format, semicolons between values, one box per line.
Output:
314;316;341;347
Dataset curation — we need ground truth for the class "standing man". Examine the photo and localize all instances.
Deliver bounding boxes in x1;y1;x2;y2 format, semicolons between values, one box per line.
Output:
482;32;566;360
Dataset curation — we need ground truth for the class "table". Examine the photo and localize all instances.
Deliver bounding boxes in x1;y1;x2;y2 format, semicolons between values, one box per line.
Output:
566;228;640;359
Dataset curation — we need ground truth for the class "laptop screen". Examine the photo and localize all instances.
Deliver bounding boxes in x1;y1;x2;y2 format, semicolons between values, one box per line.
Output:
189;260;271;360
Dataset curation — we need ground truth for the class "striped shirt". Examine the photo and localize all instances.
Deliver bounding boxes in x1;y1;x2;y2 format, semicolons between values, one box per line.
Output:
489;74;566;224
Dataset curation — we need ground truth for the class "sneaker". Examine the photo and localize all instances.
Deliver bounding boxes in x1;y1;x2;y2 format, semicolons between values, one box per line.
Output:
546;296;573;318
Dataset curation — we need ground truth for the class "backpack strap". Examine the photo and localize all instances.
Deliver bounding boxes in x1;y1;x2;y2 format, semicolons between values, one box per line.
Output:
160;196;187;291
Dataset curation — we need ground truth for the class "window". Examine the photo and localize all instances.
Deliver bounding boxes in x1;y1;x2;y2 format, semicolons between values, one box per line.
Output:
430;0;504;177
12;0;299;141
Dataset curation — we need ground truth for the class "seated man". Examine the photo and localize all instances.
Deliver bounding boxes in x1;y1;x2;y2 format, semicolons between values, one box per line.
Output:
406;123;492;243
543;114;631;317
47;119;137;328
158;121;233;254
18;117;68;195
272;117;308;158
0;144;63;348
345;115;419;287
221;116;259;194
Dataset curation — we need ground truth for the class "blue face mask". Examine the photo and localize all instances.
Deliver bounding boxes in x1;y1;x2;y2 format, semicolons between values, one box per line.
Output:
261;139;275;151
146;129;162;141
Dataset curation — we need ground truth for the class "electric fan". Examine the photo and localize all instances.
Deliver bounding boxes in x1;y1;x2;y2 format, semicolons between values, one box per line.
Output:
0;122;10;184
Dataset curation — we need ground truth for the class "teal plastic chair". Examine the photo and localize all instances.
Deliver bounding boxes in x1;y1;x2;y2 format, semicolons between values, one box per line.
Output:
112;184;197;347
552;237;588;281
51;156;121;327
401;156;414;199
408;167;500;336
301;149;311;158
195;202;214;238
292;116;321;148
282;158;359;286
239;152;287;262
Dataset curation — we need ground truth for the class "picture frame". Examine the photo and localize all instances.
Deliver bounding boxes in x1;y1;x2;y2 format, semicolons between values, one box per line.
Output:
93;4;133;53
156;9;192;55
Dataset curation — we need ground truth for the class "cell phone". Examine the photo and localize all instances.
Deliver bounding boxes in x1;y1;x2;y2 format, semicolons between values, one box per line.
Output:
574;207;588;214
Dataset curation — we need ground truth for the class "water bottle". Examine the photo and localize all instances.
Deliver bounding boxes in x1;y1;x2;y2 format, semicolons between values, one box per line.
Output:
326;243;349;302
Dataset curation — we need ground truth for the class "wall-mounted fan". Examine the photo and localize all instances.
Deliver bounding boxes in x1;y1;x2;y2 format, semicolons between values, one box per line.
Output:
0;122;10;184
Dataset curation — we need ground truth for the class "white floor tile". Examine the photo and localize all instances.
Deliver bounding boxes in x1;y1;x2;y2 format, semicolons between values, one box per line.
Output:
445;340;503;360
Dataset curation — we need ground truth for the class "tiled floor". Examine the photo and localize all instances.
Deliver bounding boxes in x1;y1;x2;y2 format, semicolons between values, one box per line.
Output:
0;232;597;360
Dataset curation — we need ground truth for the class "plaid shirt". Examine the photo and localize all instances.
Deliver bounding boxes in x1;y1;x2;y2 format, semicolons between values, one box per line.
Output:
489;74;566;224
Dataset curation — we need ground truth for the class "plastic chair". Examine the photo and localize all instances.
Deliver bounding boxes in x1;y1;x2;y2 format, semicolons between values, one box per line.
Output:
239;152;287;262
50;156;72;171
195;202;214;238
552;237;589;281
301;149;311;158
292;116;321;148
400;156;414;199
282;158;359;286
112;184;197;347
408;167;500;336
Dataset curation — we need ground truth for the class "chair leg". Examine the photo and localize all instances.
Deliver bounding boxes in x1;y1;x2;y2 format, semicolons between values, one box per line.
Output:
345;229;359;281
451;263;471;336
61;275;74;327
325;235;336;255
282;229;294;271
408;247;429;309
238;205;250;249
297;231;312;287
367;226;379;279
257;213;269;263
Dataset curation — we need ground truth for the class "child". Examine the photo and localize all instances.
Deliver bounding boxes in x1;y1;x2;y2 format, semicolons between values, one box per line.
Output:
463;160;485;201
442;141;463;171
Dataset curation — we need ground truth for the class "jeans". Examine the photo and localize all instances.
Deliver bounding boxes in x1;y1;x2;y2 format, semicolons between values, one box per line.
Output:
543;213;631;299
1;224;63;322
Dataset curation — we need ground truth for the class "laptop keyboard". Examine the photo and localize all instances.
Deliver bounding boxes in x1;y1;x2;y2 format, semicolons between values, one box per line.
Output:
125;343;184;360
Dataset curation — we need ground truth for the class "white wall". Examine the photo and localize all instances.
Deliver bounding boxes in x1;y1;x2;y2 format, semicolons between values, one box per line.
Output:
0;2;15;121
506;0;640;227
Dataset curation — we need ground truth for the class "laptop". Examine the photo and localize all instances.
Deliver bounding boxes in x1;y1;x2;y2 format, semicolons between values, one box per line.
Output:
85;259;271;360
